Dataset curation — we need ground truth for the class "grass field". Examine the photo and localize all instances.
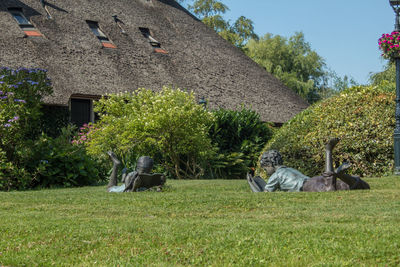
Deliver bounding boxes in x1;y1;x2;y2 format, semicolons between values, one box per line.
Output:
1;177;400;266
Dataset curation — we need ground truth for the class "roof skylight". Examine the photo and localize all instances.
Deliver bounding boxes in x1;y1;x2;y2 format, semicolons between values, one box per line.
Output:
8;7;42;37
86;21;117;49
139;27;168;54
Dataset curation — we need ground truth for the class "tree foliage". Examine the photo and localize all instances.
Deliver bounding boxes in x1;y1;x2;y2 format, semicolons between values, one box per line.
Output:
179;0;258;49
188;0;228;18
245;32;327;102
369;62;395;87
257;83;395;178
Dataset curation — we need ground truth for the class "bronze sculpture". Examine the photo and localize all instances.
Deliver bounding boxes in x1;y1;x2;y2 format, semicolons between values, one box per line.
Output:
247;138;370;192
107;151;166;192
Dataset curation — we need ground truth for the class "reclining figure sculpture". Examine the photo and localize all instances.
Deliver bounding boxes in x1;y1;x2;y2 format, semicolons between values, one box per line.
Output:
107;152;166;192
247;138;370;192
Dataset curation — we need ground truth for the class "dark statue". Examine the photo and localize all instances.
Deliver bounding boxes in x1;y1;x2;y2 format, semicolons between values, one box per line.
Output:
107;151;166;192
247;138;370;192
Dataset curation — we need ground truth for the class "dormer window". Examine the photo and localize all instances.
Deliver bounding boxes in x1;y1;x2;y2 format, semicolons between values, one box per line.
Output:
8;7;42;37
139;27;160;47
112;15;126;34
86;20;117;49
139;27;168;54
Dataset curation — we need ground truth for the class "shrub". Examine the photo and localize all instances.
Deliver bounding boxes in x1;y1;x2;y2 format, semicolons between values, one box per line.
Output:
0;148;31;191
203;151;250;179
86;87;215;179
257;83;395;178
20;126;107;188
205;107;274;179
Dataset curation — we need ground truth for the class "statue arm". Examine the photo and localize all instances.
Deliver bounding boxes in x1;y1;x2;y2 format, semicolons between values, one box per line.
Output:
264;173;280;192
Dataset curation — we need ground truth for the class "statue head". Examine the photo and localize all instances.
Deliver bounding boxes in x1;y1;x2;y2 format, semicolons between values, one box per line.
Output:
260;150;283;175
136;156;154;174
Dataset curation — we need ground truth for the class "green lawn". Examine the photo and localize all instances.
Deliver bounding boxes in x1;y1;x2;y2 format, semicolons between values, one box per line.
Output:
1;177;400;266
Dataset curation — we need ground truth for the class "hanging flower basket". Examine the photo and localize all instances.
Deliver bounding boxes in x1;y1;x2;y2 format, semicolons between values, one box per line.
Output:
379;31;400;59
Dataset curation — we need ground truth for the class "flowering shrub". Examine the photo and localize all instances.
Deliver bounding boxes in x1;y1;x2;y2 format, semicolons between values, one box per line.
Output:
0;67;52;163
0;91;26;154
72;123;96;145
0;67;52;140
378;31;400;60
0;67;52;190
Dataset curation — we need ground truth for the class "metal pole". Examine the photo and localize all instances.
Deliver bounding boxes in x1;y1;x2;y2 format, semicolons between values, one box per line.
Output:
395;58;400;174
396;8;400;32
394;6;400;174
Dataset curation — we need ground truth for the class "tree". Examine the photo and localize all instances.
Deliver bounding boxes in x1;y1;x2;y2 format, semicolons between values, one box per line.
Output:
178;0;350;103
188;0;228;18
179;0;258;49
245;32;330;102
219;16;258;49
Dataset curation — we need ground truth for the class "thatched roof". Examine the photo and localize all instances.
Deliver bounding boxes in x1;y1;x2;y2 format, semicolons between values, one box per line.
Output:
0;0;308;123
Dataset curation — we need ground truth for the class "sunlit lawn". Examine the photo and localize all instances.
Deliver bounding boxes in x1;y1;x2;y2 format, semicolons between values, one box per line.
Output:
1;177;400;266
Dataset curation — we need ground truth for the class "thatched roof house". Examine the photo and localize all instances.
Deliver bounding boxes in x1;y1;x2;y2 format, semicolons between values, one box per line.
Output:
0;0;308;126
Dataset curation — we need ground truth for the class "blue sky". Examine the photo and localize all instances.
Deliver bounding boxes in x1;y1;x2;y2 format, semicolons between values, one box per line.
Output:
187;0;395;84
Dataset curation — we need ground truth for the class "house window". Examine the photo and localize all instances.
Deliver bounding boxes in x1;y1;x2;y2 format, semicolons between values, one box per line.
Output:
86;20;117;48
70;99;93;127
8;7;42;37
139;27;168;54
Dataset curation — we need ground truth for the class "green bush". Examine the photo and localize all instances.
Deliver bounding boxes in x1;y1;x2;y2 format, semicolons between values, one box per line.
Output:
203;151;250;179
0;148;31;191
20;126;107;188
86;87;215;179
257;83;395;178
205;107;274;179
